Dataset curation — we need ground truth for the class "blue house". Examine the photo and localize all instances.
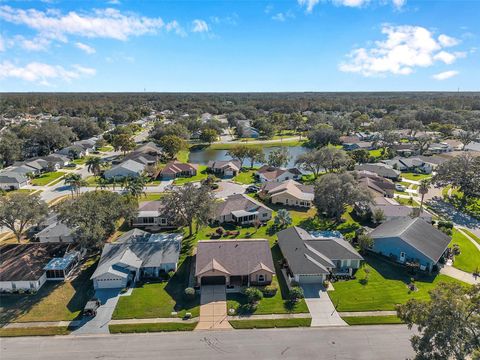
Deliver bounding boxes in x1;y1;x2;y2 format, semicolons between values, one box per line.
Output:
369;217;450;272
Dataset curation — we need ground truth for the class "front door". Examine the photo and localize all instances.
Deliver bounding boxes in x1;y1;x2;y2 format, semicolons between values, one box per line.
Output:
399;252;406;263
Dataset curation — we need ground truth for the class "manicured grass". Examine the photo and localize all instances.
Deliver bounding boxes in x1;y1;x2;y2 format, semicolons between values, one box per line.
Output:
233;169;257;185
226;276;309;315
2;189;36;195
229;318;311;329
72;158;87;165
209;140;306;150
139;193;164;202
450;229;480;274
109;322;197;333
0;326;70;337
0;258;97;323
395;197;420;207
369;148;384;158
401;172;432;181
176;149;190;163
173;165;209;185
30;171;65;186
98;146;113;152
461;229;480;245
342;316;404;325
327;255;465;312
112;256;200;319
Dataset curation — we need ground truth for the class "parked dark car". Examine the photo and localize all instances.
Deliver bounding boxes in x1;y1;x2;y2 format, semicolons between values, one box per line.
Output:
246;185;260;193
83;298;101;317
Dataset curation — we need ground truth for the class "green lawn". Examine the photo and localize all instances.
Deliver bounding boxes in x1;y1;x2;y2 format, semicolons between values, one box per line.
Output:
109;322;197;333
450;229;480;274
30;171;65;186
173;165;208;185
461;229;480;245
395;197;420;207
401;172;432;181
0;326;70;337
342;315;404;325
229;318;311;329
233;169;257;185
72;158;87;165
226;275;309;315
369;148;384;158
327;255;465;312
176;149;190;163
0;258;96;323
98;146;113;152
112;256;200;319
139;193;164;202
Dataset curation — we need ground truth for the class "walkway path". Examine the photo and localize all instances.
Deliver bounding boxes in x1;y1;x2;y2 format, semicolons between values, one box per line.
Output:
440;265;480;285
196;285;232;330
301;284;346;327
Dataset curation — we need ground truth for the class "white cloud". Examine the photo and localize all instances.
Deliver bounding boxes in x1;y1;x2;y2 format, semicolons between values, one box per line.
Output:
192;19;209;33
272;10;295;22
432;70;459;80
339;25;466;77
298;0;405;11
75;42;96;54
107;0;121;4
438;34;459;47
0;35;5;52
0;61;95;85
0;5;170;41
298;0;320;12
165;20;187;37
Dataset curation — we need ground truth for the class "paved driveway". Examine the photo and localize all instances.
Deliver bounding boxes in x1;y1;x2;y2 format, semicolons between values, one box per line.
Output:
196;285;231;330
214;181;246;199
72;289;121;335
301;285;347;327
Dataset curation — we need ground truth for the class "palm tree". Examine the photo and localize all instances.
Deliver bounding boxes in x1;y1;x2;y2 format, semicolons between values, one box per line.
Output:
123;176;146;200
96;177;110;190
64;173;85;197
418;179;430;213
86;157;103;178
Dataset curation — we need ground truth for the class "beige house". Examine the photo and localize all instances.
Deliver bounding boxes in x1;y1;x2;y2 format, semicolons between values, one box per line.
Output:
212;193;273;225
259;180;314;208
195;239;275;287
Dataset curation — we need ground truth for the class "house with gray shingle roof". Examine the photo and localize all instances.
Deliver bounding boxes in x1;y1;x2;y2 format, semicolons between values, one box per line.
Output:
355;163;400;180
104;159;146;180
0;171;29;190
195;239;274;287
91;231;181;289
277;226;363;285
369;217;450;272
212;193;273;225
259;180;314;208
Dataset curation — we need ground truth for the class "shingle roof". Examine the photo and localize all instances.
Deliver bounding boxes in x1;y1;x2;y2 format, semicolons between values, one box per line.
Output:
0;172;28;184
257;166;302;180
195;239;275;277
35;221;75;239
215;193;272;217
277;227;363;276
207;160;241;172
369;217;451;263
355;163;400;179
105;159;145;175
161;161;197;175
261;180;314;201
0;243;70;281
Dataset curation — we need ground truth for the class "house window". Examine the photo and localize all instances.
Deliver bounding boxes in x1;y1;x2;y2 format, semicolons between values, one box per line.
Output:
263;213;268;218
258;274;265;282
160;218;167;225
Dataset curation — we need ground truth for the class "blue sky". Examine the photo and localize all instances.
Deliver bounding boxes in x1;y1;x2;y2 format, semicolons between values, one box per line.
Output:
0;0;478;92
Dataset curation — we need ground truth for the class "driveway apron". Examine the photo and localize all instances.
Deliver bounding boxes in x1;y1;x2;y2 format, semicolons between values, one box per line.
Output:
72;289;121;335
196;285;232;330
301;285;347;327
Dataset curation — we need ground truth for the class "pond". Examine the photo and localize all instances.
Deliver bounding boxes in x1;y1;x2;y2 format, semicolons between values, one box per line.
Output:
188;146;311;168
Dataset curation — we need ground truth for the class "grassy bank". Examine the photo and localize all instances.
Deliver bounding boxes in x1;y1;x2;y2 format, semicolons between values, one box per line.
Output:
229;317;311;329
342;315;404;325
0;326;70;337
109;322;197;333
209;139;306;150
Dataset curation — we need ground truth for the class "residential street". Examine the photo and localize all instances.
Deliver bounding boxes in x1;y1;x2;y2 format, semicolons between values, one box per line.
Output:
0;325;415;360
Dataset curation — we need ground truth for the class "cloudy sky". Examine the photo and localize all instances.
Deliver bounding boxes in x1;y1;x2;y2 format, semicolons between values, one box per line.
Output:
0;0;478;91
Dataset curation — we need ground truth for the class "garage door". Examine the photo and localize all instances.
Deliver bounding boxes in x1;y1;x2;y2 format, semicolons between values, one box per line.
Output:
94;278;126;289
298;275;325;284
201;276;226;285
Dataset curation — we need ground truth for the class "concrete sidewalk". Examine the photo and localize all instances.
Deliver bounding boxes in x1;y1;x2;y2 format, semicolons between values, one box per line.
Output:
440;265;480;285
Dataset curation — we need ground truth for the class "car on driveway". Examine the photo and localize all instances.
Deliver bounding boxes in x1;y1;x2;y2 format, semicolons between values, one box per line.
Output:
83;298;101;317
395;184;406;192
246;185;260;193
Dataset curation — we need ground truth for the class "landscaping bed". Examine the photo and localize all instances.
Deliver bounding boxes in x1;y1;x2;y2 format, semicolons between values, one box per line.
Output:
229;318;311;329
109;322;197;333
327;255;465;312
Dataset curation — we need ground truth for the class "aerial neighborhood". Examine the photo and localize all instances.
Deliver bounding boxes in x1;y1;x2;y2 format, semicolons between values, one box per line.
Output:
0;93;479;345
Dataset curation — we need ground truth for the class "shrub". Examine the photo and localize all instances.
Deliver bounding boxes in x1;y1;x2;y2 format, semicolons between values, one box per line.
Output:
168;270;175;279
244;287;263;304
438;220;453;229
261;285;278;297
289;287;304;302
184;287;195;300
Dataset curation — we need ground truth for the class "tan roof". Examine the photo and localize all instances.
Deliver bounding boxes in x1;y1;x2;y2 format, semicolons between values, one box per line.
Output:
215;194;272;217
195;239;275;277
161;161;198;175
262;180;314;201
257;166;302;181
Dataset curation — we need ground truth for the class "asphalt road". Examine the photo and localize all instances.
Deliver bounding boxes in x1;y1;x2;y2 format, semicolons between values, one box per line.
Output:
1;325;415;360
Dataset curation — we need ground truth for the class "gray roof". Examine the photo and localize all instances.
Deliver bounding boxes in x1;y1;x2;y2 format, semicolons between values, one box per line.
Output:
355;163;400;179
465;142;480;152
277;227;363;276
115;228;151;243
370;204;432;220
91;237;181;279
0;171;28;184
215;193;272;217
195;239;275;277
35;221;75;239
105;159;145;175
369;217;450;263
